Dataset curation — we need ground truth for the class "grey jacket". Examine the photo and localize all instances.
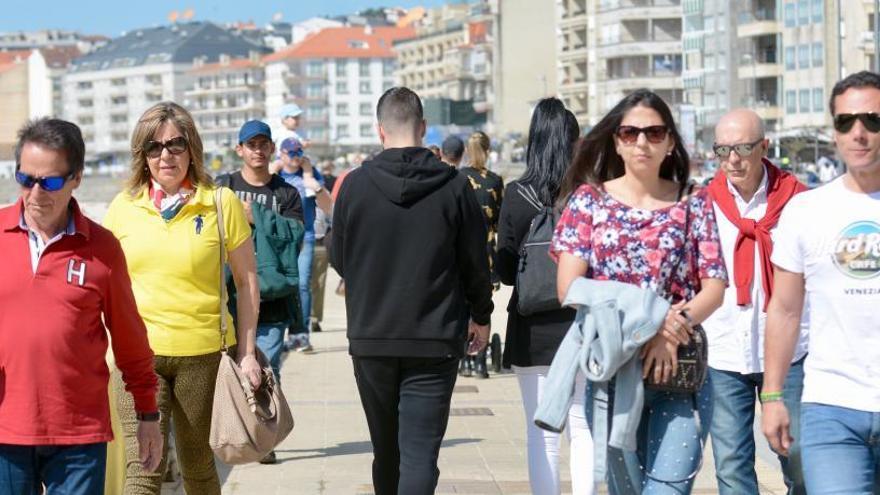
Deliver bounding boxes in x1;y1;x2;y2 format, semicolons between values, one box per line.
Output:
533;277;669;477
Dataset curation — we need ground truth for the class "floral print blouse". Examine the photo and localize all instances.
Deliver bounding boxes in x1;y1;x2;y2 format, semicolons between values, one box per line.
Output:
551;183;728;303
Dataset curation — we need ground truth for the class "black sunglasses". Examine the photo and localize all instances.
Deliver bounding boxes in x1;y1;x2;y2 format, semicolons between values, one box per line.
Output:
833;113;880;134
15;171;76;192
713;138;764;159
143;136;188;158
615;125;669;144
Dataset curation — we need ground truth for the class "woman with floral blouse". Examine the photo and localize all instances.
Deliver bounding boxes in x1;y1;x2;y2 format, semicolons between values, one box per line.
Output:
551;89;728;494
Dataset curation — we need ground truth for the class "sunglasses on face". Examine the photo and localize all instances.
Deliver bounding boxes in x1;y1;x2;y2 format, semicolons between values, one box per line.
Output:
15;171;76;192
143;136;188;159
713;138;764;159
615;125;669;144
833;112;880;134
286;149;304;158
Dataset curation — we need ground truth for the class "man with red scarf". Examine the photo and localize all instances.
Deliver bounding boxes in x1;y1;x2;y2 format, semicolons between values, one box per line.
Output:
703;109;808;495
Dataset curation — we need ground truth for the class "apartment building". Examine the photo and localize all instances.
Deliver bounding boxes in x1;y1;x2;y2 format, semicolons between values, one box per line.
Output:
557;0;589;126
681;0;741;153
183;54;266;158
63;22;266;163
0;29;107;53
393;2;496;127
495;0;558;135
264;26;414;153
0;46;81;160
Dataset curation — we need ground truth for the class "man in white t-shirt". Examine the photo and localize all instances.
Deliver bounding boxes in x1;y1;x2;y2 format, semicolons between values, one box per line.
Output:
762;71;880;494
704;109;809;495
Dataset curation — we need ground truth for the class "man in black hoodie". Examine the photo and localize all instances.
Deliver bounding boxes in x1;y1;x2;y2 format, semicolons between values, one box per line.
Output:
330;87;493;495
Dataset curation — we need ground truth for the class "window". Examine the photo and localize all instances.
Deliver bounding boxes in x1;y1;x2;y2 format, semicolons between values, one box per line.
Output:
383;80;394;92
797;0;809;25
336;59;348;77
307;82;324;98
111;78;126;86
112;96;127;106
359;60;370;78
786;90;797;113
359;81;371;94
799;89;811;113
812;42;823;67
383;59;395;77
146;92;162;102
336;81;349;94
360;102;372;116
111;114;126;123
813;88;824;112
784;2;796;27
146;75;162;85
360;123;373;137
336;103;349;116
785;47;796;70
308;104;325;118
79;116;94;125
111;132;128;142
336;124;349;139
77;81;92;89
307;60;325;77
798;44;810;69
78;98;93;108
812;0;823;22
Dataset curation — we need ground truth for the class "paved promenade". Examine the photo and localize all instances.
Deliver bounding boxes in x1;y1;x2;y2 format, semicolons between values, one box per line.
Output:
156;267;789;495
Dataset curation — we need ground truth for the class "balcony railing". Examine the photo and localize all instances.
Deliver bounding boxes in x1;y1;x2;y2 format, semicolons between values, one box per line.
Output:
738;7;776;24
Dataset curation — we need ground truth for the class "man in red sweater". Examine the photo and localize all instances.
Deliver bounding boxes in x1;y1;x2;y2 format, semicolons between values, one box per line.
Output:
0;118;161;493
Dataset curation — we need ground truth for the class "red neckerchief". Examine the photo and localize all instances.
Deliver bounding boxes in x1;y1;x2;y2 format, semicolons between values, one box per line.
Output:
707;158;807;311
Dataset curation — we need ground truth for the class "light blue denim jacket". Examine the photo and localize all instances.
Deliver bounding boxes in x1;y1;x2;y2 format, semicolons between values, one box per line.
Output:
533;277;669;478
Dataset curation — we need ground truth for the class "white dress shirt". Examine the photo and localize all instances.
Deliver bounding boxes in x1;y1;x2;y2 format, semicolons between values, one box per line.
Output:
703;166;810;374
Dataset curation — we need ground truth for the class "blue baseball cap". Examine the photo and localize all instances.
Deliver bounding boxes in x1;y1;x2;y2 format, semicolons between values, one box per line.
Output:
280;137;304;157
238;120;272;144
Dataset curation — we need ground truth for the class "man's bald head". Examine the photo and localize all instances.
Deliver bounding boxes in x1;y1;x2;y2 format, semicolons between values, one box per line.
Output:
715;108;765;143
714;108;769;200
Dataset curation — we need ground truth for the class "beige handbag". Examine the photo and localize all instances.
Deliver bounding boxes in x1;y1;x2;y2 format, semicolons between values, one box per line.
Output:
208;188;295;465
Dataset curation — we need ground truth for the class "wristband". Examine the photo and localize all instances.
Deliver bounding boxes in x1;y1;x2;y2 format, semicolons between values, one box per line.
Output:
759;391;784;403
137;411;160;422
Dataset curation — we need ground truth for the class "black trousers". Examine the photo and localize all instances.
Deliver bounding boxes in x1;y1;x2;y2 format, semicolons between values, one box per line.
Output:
352;356;459;495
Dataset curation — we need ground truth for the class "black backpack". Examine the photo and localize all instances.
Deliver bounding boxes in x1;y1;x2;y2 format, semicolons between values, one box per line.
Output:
515;184;562;316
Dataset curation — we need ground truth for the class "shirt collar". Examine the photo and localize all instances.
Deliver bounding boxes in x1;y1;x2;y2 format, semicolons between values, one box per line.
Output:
12;199;83;238
725;163;769;206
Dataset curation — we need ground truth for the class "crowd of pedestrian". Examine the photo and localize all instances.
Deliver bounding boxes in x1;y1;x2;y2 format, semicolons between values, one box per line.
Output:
1;70;879;495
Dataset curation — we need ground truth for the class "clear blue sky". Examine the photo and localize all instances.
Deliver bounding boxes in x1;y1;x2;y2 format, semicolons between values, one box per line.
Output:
3;1;466;37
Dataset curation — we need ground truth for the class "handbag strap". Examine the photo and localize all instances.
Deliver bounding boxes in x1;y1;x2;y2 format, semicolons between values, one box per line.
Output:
641;181;704;485
214;187;229;353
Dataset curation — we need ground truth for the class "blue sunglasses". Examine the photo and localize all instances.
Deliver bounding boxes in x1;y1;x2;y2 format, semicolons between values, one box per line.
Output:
15;171;76;192
286;149;304;158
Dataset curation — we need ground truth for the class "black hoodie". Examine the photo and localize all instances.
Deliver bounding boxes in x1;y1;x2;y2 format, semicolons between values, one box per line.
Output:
330;147;494;358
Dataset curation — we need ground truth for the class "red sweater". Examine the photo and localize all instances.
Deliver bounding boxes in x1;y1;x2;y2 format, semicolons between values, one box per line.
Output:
0;199;158;445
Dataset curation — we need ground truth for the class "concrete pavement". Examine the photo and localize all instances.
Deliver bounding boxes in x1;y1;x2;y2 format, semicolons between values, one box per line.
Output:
159;269;789;495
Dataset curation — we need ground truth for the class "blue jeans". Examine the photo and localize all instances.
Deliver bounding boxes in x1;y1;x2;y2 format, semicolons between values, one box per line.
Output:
256;321;286;383
708;359;805;495
801;403;880;494
0;443;107;495
292;237;315;342
606;380;713;495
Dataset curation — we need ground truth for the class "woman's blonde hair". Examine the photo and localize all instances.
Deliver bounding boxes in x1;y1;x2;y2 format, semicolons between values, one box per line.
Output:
466;131;491;171
127;101;212;195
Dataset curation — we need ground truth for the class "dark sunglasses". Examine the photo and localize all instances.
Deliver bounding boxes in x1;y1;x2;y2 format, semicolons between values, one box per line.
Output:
15;171;76;192
615;125;669;144
833;113;880;134
143;136;188;158
713;138;764;159
286;148;304;158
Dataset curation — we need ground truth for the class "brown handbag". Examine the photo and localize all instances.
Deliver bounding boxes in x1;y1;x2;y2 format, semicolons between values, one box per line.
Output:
208;188;295;464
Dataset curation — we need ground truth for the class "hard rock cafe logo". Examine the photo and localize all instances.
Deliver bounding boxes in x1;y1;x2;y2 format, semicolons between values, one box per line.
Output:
833;221;880;279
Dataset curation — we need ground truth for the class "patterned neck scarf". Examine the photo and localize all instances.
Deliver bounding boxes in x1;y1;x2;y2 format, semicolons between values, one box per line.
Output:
149;179;193;222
